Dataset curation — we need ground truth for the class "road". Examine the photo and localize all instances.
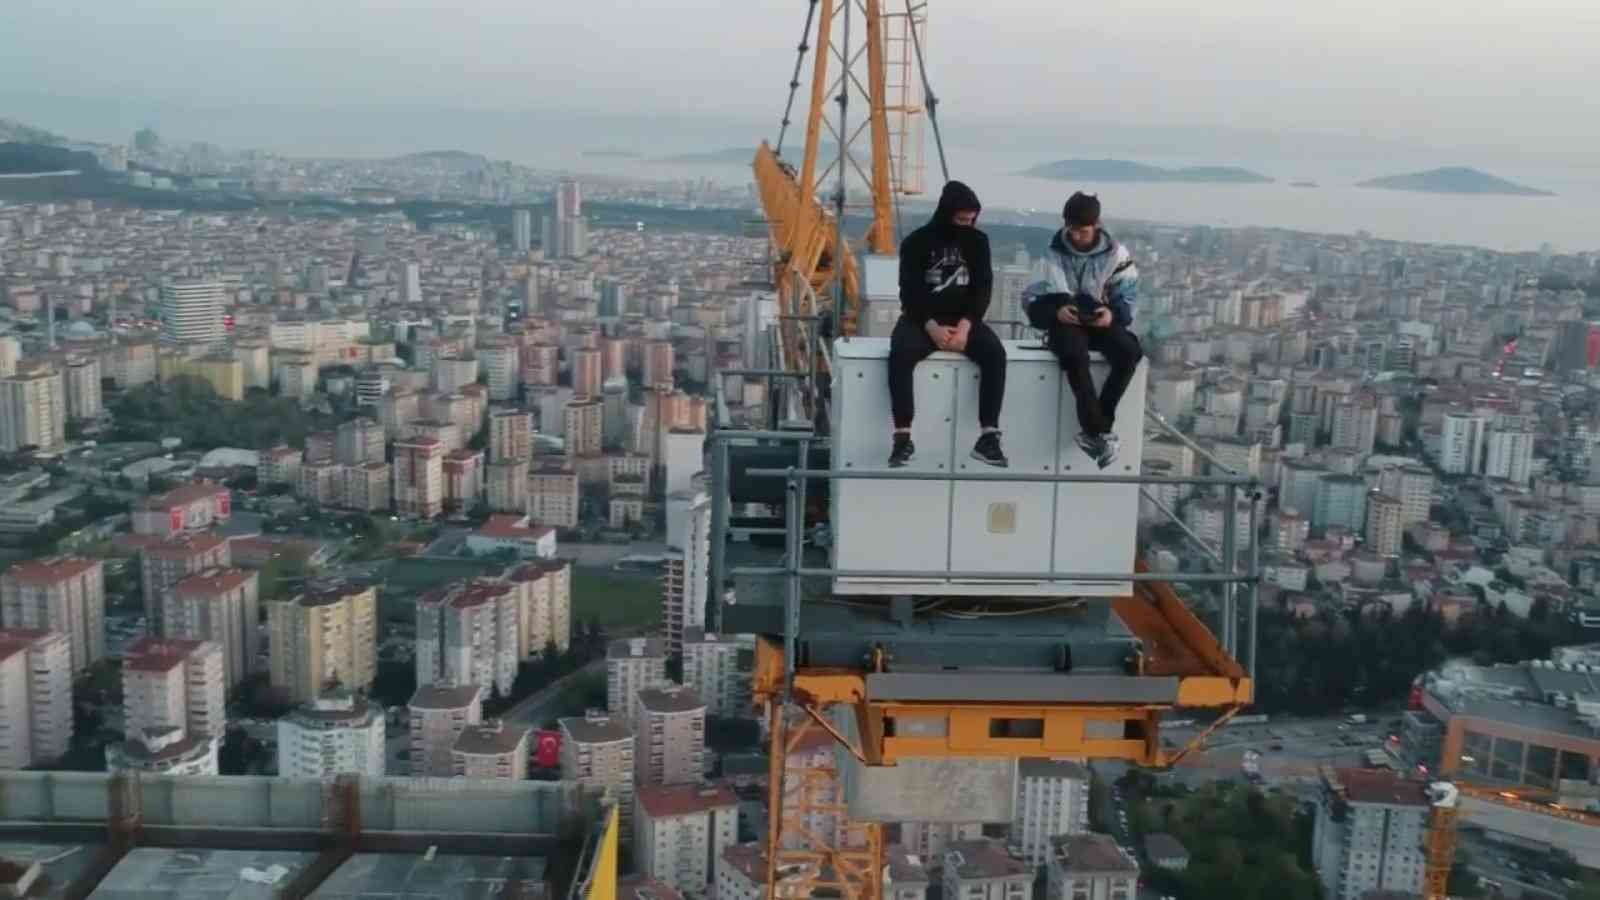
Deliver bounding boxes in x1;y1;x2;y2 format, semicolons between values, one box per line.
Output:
503;659;606;728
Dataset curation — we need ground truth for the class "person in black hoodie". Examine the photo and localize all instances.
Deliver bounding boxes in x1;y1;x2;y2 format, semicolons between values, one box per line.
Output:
887;180;1008;468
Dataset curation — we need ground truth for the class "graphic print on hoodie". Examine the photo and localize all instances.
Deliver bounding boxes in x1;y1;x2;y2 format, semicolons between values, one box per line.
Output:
898;181;993;326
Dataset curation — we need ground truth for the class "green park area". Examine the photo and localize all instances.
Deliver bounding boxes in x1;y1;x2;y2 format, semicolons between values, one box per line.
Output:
378;559;660;632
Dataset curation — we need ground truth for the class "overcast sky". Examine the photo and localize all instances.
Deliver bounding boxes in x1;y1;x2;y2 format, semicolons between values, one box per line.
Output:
4;0;1599;155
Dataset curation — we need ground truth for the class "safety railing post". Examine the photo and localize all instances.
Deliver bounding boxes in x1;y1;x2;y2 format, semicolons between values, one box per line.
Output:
783;467;805;697
1248;488;1262;681
1221;482;1238;658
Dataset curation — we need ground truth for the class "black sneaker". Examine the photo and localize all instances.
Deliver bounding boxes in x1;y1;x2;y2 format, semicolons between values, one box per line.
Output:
1075;431;1105;461
888;434;915;468
1096;433;1120;469
970;431;1009;468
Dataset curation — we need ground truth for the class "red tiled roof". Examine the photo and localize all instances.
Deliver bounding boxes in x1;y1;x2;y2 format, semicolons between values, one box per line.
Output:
174;567;255;597
124;637;206;672
1334;768;1429;807
0;629;54;662
475;515;554;541
637;783;738;819
136;481;226;511
3;556;100;586
143;534;229;560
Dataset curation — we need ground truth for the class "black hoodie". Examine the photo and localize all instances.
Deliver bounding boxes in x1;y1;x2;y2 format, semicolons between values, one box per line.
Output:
897;181;993;327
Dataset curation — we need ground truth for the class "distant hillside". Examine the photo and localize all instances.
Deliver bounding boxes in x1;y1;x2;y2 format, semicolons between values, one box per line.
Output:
0;142;100;176
1022;159;1273;184
389;149;489;169
1358;167;1554;197
0;119;68;146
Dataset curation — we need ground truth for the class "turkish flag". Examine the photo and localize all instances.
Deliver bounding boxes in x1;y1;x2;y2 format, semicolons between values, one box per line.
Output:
534;730;561;769
170;508;184;533
216;492;231;518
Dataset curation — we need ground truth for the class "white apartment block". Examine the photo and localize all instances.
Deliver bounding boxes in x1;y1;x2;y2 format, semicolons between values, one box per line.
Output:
607;637;669;724
662;491;710;654
1313;769;1429;900
112;638;225;777
634;783;739;896
635;686;706;788
408;684;484;778
266;582;378;705
414;580;519;698
681;629;754;718
0;365;66;454
943;841;1031;900
1045;834;1139;900
276;689;386;779
1012;759;1092;868
561;711;636;840
0;630;72;769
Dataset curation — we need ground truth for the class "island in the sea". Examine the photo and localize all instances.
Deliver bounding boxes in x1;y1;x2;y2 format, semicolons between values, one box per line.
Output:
1020;159;1274;184
1357;167;1554;197
583;150;639;159
662;145;838;165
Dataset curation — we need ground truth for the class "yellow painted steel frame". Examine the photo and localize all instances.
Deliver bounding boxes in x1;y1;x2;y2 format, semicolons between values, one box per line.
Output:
764;703;883;900
1423;803;1458;900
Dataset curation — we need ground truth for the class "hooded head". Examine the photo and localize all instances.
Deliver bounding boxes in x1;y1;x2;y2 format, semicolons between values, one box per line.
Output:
933;180;981;227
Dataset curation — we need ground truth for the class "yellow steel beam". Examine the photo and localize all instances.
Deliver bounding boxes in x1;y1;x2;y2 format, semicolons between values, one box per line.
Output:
862;0;896;254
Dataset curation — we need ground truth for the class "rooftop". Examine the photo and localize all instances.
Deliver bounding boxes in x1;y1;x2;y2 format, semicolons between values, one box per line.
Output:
607;637;668;661
559;714;632;745
638;687;705;715
945;840;1030;881
408;684;483;711
636;783;737;819
136;481;226;511
310;853;548;900
2;556;99;585
1018;758;1091;780
615;876;683;900
143;534;229;560
0;629;58;663
174;567;255;597
475;515;555;541
123;638;207;673
453;722;530;757
1329;768;1430;807
1051;834;1139;874
93;847;313;900
884;845;930;886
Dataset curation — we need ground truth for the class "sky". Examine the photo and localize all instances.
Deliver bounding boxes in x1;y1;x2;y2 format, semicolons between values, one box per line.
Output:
3;0;1599;158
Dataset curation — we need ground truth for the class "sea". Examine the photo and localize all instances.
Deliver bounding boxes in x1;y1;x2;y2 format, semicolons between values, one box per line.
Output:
6;94;1597;254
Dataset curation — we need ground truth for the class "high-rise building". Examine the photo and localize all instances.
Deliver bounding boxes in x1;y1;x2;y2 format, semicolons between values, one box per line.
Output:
1330;394;1379;457
0;629;72;768
112;638;225;777
573;347;603;399
276;688;386;779
234;338;271;391
529;460;580;529
159;280;225;351
634;784;739;896
393;436;446;519
415;580;519;698
139;534;229;634
408;684;484;777
1045;834;1140;900
607;637;669;724
512;209;533;254
1011;759;1091;868
0;364;65;454
662;491;711;654
131;481;232;538
1484;428;1536;486
335;417;386;466
541;178;589;259
168;568;260;690
1365;492;1404;558
561;710;635;839
1439;411;1488;475
1314;474;1368;534
602;378;630;450
486;461;529;514
401;263;423;304
523;344;559;387
1312;768;1429;900
0;336;18;378
344;462;392;512
433;356;480;394
443;449;484;514
267;582;378;705
1556;320;1593;374
506;561;572;656
1379;465;1435;526
452;719;530;780
479;337;520;402
634;686;706;788
63;355;102;421
646;340;674;390
1;557;105;672
564;399;604;457
113;340;158;389
489;408;532;464
681;629;754;718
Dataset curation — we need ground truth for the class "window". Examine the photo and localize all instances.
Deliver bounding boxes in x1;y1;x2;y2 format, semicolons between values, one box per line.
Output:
1559;750;1591;783
1524;744;1556;789
1491;737;1524;782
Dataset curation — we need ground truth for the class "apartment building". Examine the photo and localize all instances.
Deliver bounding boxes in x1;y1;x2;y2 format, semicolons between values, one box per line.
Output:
634;783;738;895
0;556;105;672
561;710;636;840
414;580;519;698
1313;768;1428;900
276;688;386;779
140;533;230;635
635;686;707;788
132;481;232;538
393;436;446;519
452;719;531;781
111;638;225;776
681;629;753;718
1045;834;1139;900
506;560;572;656
1012;759;1092;868
0;629;72;768
169;567;261;689
943;841;1031;900
607;637;669;724
267;582;378;704
529;460;580;529
408;684;484;778
0;364;65;455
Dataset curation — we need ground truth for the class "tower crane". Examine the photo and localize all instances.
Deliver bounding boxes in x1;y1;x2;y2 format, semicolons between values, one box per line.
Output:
732;5;1260;900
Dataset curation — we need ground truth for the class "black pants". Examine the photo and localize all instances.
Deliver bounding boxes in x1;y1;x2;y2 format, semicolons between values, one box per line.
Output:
1048;322;1143;436
888;317;1006;429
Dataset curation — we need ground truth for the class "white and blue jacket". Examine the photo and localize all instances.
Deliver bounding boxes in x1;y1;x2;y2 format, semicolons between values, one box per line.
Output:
1023;229;1140;329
